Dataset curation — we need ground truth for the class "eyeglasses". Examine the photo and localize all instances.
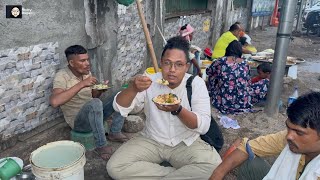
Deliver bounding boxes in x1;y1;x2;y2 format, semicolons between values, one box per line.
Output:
162;61;188;70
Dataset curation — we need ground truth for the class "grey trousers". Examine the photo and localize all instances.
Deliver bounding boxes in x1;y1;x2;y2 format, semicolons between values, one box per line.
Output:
107;135;222;180
237;157;271;180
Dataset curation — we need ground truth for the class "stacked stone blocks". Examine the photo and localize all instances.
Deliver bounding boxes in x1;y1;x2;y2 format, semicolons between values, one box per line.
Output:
114;4;147;85
0;42;62;140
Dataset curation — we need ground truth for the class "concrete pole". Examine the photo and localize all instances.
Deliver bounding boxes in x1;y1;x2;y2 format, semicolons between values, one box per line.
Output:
265;0;298;117
296;0;305;31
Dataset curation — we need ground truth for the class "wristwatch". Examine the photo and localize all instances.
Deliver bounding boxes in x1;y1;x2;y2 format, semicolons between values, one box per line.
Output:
171;105;182;115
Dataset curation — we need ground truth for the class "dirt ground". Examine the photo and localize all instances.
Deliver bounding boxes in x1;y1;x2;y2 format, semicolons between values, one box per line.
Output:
2;27;320;180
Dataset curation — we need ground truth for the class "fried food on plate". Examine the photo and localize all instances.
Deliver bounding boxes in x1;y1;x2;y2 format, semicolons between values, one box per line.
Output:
156;78;169;86
92;84;110;90
152;93;180;105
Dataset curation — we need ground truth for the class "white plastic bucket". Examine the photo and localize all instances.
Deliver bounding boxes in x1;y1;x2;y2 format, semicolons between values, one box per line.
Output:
30;140;86;180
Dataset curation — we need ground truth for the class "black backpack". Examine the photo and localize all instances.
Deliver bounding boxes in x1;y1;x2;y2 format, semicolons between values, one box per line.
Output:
186;76;224;152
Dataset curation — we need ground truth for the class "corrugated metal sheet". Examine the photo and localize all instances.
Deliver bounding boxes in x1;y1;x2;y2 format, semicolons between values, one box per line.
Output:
165;0;208;14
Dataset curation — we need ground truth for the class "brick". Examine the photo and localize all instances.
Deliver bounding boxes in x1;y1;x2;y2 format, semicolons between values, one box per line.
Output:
0;118;10;133
31;69;42;77
17;102;30;112
30;62;41;70
26;111;38;121
8;94;20;102
17;52;31;61
0;112;6;121
53;54;59;61
30;46;42;59
0;63;6;71
0;87;5;96
6;74;21;85
9;119;22;127
45;54;54;60
34;98;46;105
32;56;41;64
10;106;23;116
0;52;9;58
14;124;24;132
26;92;36;101
4;68;14;75
21;72;31;79
23;121;32;131
53;63;60;70
0;104;5;113
35;90;45;99
16;61;25;70
48;46;57;53
0;96;11;105
30;118;40;128
5;62;16;69
3;89;19;99
21;82;34;92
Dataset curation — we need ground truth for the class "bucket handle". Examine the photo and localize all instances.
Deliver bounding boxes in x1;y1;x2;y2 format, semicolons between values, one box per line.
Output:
0;158;8;165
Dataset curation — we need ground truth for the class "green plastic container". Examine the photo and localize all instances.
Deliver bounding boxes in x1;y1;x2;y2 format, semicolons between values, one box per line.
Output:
70;131;95;151
0;158;21;180
122;83;129;89
116;0;134;6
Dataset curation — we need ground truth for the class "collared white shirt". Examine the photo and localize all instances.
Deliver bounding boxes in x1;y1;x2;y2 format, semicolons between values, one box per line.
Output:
113;72;211;147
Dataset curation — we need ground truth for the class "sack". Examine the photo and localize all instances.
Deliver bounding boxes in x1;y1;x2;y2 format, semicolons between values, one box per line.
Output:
186;76;224;152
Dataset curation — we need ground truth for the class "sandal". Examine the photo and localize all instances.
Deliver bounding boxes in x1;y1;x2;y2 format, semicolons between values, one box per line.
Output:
107;132;129;143
94;145;113;160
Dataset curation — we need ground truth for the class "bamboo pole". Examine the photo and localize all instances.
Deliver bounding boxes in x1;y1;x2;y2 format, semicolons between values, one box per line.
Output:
136;0;160;72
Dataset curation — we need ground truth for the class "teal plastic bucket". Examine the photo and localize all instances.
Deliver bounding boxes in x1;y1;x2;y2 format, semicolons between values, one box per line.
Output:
70;130;95;151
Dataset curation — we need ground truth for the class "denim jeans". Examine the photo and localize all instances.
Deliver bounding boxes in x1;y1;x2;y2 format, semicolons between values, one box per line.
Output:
74;95;125;147
102;94;125;134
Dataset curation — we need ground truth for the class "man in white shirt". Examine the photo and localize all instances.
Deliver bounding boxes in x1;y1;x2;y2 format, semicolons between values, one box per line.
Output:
107;36;221;179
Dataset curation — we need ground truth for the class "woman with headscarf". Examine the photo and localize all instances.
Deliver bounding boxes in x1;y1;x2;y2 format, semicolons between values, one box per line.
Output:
179;24;202;77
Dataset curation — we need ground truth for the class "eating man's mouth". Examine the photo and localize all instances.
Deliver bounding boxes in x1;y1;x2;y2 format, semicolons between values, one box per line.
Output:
167;75;176;79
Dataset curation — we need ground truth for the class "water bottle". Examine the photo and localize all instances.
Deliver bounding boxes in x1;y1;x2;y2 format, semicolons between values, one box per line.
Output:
288;86;298;106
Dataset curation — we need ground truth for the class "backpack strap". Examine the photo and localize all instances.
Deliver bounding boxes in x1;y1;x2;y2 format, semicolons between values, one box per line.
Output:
186;75;196;108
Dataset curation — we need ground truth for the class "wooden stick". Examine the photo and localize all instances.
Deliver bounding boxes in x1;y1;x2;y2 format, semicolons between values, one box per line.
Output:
136;0;160;72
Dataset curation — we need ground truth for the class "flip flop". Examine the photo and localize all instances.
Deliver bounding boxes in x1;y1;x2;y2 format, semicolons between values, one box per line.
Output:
107;133;129;143
94;146;113;160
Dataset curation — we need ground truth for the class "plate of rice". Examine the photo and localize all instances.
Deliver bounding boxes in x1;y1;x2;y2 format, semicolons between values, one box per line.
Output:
92;84;111;90
152;93;181;105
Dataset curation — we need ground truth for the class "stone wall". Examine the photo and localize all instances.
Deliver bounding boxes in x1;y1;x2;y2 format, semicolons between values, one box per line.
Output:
227;8;249;30
112;4;148;86
0;43;61;140
164;14;213;52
